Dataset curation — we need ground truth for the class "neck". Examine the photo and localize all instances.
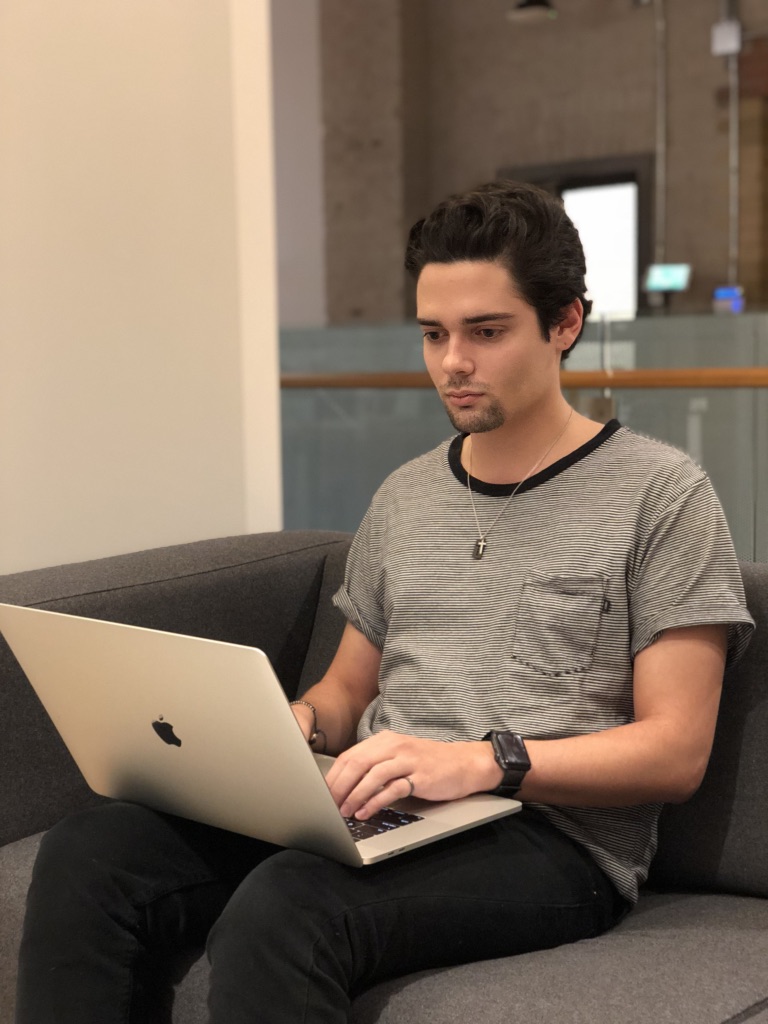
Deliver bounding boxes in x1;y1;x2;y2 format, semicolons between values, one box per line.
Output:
464;402;593;485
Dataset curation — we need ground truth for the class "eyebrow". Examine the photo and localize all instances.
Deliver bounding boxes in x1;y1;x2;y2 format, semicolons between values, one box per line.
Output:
416;313;515;327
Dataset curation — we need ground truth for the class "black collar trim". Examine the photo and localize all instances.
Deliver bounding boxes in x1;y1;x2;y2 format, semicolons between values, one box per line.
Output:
447;419;622;497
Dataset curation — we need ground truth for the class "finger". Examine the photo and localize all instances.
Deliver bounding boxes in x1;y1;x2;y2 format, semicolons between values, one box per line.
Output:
324;732;394;792
347;776;411;821
325;750;387;809
324;751;373;803
344;771;415;820
336;758;402;816
326;735;407;806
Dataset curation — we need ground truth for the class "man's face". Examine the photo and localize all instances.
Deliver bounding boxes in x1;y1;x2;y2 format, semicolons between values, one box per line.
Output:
417;260;574;435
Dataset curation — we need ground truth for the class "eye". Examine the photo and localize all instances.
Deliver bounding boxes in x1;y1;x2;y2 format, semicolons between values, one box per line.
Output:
422;330;443;343
477;327;502;340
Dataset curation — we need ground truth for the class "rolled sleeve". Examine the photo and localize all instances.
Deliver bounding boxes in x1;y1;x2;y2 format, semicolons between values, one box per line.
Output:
629;477;755;665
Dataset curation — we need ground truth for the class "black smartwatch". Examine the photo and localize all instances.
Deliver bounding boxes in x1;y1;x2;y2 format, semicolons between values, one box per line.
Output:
484;731;531;798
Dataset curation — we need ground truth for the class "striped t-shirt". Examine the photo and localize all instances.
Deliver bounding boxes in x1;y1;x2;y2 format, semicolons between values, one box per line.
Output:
332;421;755;903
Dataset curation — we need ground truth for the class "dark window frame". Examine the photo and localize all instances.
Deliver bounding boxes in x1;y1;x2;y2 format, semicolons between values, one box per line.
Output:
497;154;655;316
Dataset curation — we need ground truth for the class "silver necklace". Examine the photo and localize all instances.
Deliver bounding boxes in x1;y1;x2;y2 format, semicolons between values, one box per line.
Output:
466;408;574;560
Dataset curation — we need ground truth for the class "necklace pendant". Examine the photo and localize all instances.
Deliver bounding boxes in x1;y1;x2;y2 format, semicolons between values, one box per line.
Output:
473;538;488;560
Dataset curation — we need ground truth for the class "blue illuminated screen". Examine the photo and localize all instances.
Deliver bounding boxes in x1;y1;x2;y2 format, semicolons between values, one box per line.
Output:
643;264;692;292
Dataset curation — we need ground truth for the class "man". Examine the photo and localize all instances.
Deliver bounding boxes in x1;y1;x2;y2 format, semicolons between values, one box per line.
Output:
17;181;753;1023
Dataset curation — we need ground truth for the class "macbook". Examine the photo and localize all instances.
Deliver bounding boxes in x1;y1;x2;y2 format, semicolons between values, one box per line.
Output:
0;603;520;865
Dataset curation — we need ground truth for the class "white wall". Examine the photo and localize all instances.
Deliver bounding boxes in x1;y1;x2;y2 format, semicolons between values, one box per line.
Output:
0;0;282;574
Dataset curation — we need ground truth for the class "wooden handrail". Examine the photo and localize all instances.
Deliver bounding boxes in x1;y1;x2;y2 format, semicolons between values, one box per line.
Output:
281;367;768;390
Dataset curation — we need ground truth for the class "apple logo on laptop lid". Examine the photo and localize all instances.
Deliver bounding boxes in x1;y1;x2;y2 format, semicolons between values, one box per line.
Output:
152;716;182;747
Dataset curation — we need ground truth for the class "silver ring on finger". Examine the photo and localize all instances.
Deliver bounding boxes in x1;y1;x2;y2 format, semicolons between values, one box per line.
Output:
403;776;415;798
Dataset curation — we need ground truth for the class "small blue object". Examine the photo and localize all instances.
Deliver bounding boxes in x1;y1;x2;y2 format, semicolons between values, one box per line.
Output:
713;285;744;314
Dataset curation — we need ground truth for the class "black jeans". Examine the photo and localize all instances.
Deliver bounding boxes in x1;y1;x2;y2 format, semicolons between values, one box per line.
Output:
16;801;628;1024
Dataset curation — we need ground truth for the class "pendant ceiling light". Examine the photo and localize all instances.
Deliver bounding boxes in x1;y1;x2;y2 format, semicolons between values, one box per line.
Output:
506;0;558;23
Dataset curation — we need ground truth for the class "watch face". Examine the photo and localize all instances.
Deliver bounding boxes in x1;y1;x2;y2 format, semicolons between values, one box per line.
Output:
492;731;531;771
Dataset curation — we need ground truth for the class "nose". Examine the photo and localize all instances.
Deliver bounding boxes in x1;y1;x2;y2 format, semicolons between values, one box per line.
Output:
442;336;474;377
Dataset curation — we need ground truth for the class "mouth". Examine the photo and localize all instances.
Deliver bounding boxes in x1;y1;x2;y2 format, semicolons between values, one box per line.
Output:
444;389;486;407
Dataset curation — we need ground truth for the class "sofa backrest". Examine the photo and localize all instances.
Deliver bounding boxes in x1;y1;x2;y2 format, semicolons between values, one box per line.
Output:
650;560;768;898
297;540;352;694
0;531;351;846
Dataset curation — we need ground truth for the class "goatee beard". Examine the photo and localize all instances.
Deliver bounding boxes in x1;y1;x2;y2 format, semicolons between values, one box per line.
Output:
443;399;505;435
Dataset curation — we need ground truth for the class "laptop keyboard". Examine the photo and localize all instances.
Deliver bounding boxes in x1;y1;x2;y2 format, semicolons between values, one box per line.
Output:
344;806;424;842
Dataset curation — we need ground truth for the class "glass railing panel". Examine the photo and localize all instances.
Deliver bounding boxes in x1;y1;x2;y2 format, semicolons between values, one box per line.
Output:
579;312;764;369
281;386;448;533
282;383;760;560
280;315;768;560
281;325;424;373
570;388;759;561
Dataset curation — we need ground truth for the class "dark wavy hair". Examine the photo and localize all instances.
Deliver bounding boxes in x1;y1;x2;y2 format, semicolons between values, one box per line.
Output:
404;180;592;361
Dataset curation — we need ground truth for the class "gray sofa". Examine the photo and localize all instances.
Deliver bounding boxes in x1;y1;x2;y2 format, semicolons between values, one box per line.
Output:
1;530;766;1024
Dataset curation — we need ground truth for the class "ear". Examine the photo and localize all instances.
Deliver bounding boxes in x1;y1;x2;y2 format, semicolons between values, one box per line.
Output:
549;299;583;355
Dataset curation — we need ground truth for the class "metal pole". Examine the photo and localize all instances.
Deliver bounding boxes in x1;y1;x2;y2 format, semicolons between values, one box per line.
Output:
727;51;740;285
653;0;667;265
723;1;741;285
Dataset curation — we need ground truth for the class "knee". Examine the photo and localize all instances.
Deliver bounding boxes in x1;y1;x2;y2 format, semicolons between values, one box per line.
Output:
208;850;351;951
206;853;363;1018
36;802;122;866
32;801;163;892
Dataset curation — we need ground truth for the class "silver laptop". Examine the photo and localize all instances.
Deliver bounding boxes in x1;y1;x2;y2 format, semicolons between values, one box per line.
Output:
0;603;520;865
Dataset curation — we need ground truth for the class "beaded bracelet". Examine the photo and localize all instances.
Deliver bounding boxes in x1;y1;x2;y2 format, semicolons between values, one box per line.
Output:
289;699;327;753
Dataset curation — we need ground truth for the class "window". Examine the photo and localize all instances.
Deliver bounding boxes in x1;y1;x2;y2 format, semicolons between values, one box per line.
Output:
562;181;638;320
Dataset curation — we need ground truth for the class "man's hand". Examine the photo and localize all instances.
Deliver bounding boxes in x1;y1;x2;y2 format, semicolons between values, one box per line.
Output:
292;623;383;755
324;730;502;820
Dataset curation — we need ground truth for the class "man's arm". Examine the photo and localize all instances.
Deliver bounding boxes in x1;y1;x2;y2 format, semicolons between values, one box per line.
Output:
324;623;728;819
519;622;727;806
291;622;382;755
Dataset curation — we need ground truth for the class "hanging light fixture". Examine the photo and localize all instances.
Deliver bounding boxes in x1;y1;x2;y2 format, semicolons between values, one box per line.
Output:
506;0;558;24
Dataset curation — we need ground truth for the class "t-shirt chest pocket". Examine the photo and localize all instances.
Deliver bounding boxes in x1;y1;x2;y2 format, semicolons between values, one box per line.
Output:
510;575;607;677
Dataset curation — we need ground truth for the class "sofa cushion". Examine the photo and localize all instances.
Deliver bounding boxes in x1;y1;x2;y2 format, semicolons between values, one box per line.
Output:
172;958;209;1024
349;892;768;1024
650;561;768;898
0;833;44;1024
